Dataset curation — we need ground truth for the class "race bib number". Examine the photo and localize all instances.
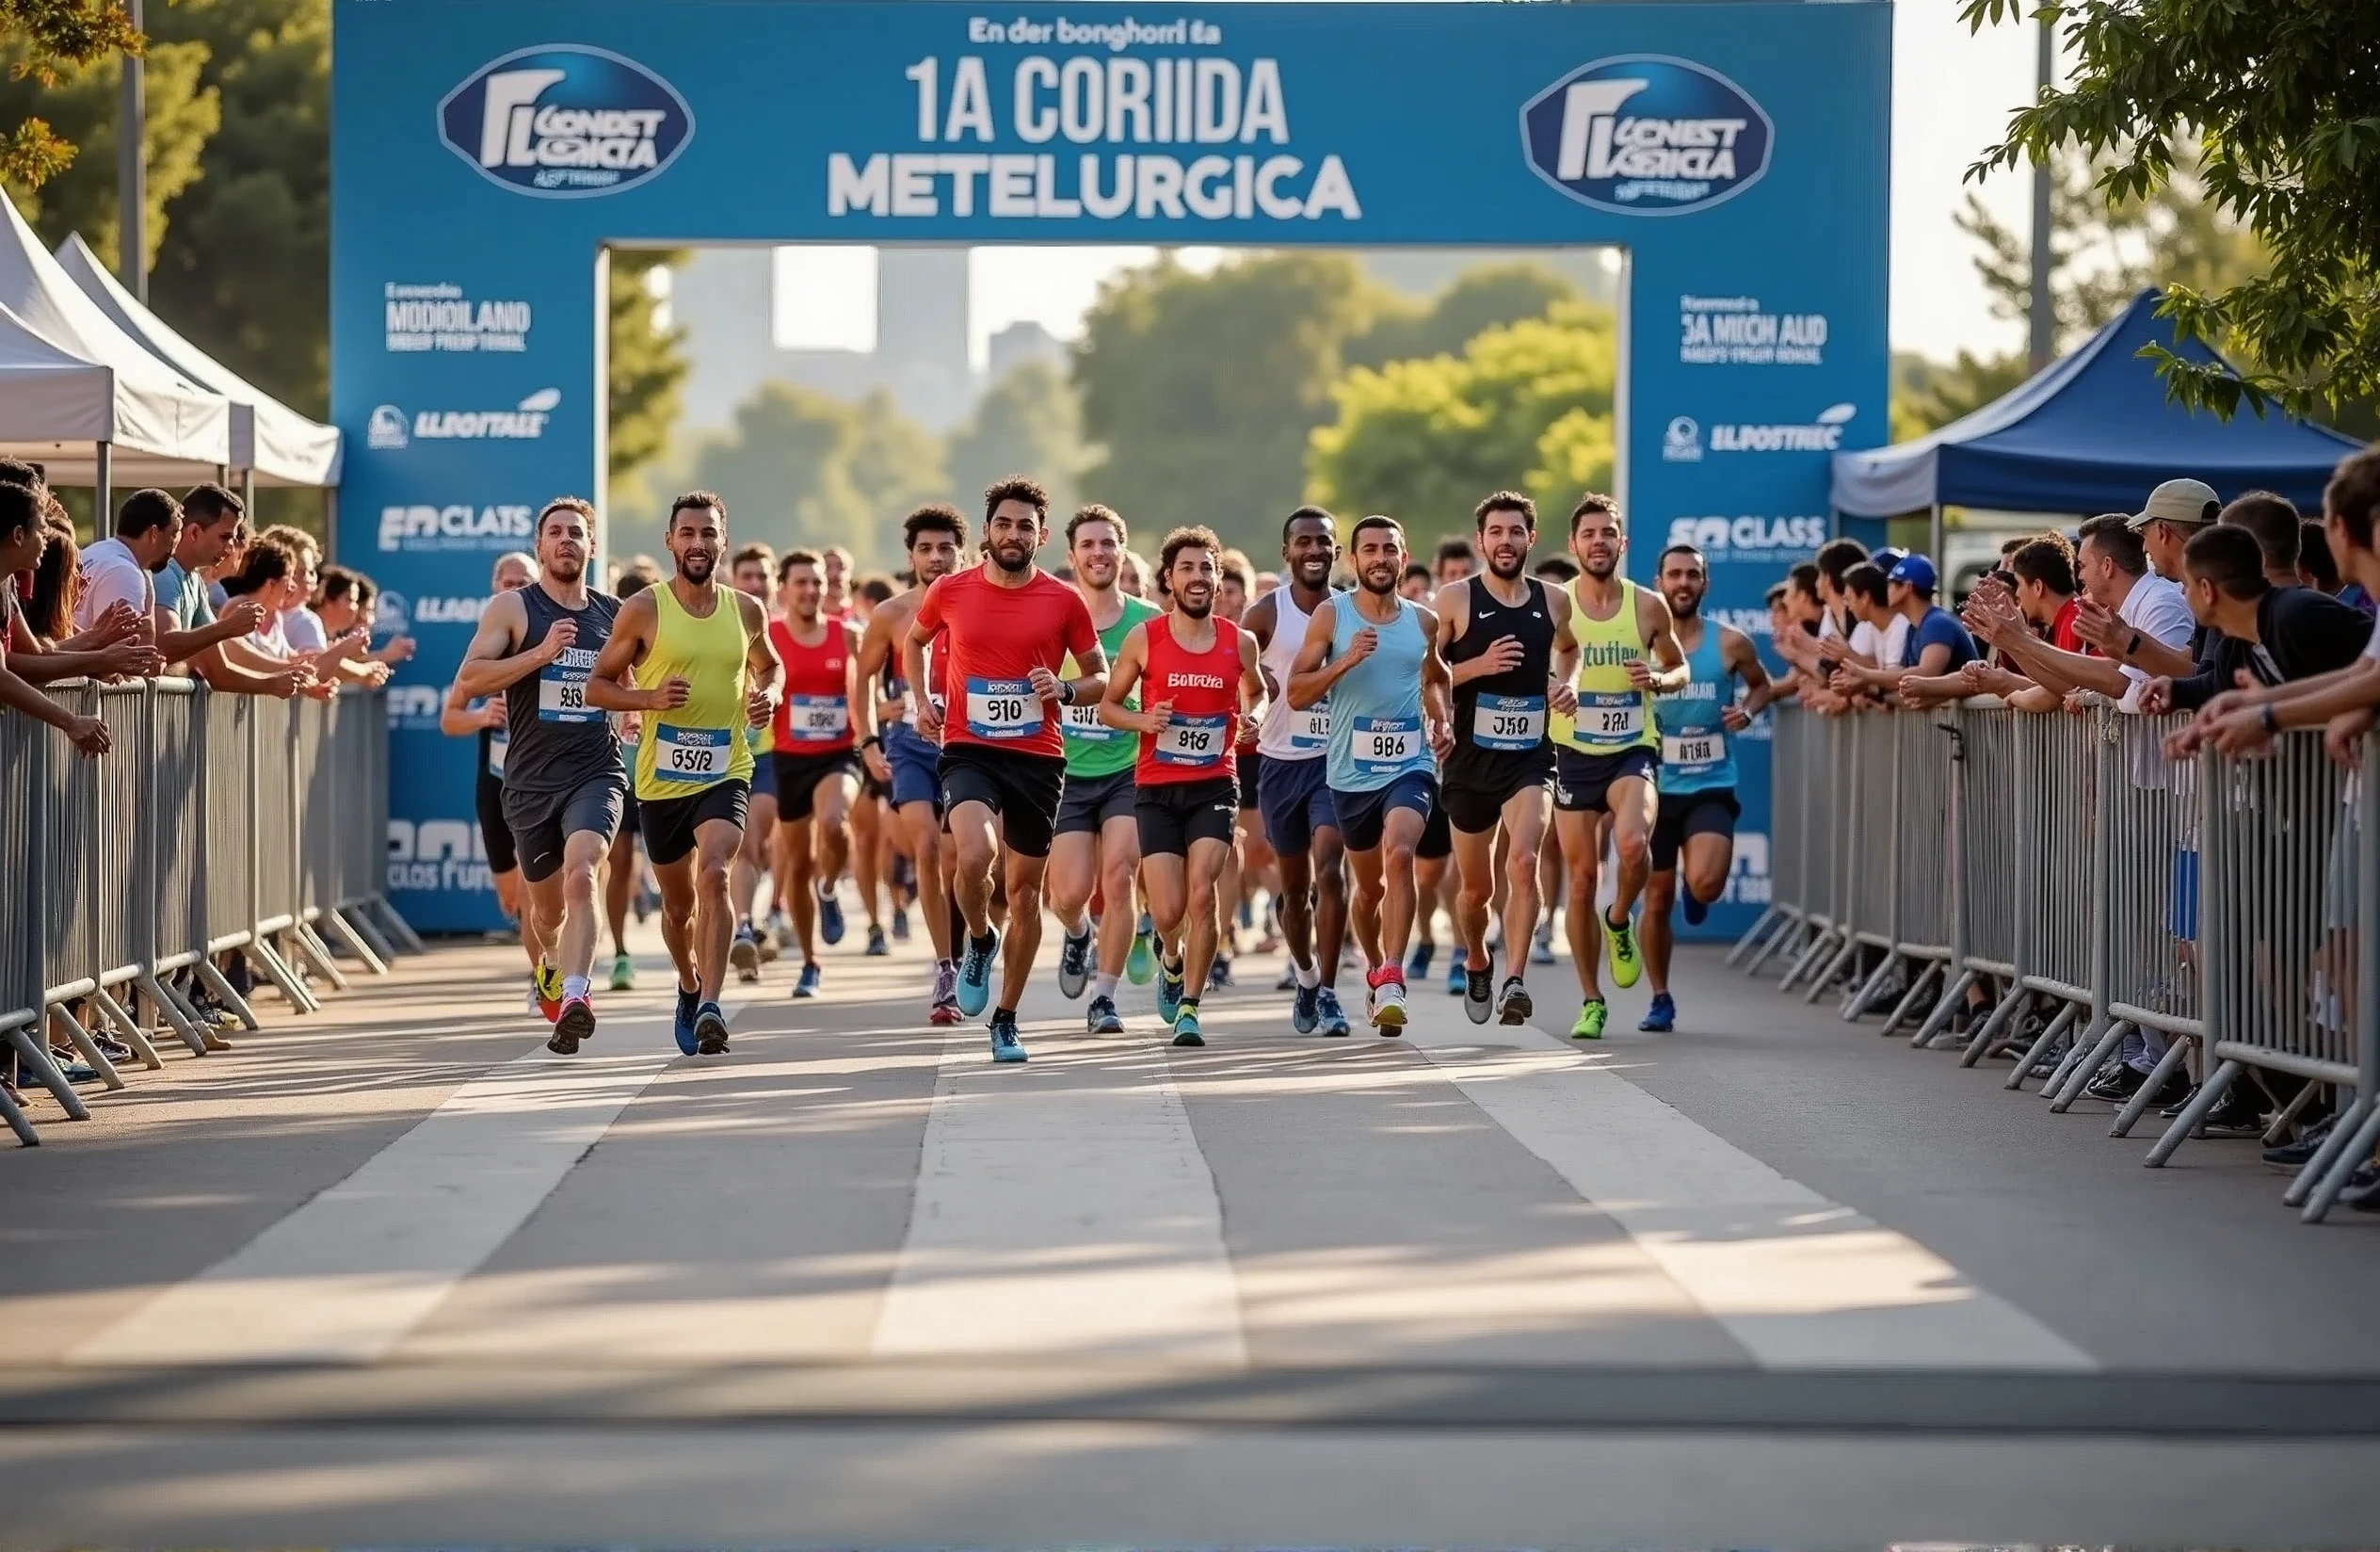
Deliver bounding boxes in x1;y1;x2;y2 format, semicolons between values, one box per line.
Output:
653;723;730;785
1352;715;1421;776
1663;731;1724;768
1286;704;1330;752
538;666;597;723
784;694;849;743
1062;701;1118;742
964;677;1041;740
486;735;507;779
1471;694;1545;752
1579;692;1645;744
1155;711;1229;768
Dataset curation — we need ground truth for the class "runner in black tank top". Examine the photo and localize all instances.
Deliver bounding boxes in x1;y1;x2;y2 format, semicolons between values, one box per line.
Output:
1443;574;1559;808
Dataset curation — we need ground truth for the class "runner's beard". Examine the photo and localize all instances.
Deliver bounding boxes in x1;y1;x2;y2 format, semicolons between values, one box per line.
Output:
543;554;585;585
1582;551;1619;581
1079;557;1117;590
1488;549;1528;580
1359;561;1399;595
678;551;715;585
1667;586;1705;621
1177;591;1213;620
989;541;1034;574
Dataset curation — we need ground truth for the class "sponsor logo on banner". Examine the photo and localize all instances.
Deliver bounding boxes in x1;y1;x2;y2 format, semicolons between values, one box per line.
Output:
378;503;536;553
439;44;695;198
384;283;533;352
1722;832;1771;905
1680;294;1826;366
1662;415;1702;463
380;591;490;631
1520;55;1773;216
384;685;443;730
388;818;495;895
366;389;560;450
1664;514;1828;564
366;406;410;450
1704;402;1857;454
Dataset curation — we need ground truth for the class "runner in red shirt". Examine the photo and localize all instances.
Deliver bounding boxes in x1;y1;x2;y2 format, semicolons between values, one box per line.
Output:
768;548;878;993
1100;525;1264;1047
906;476;1104;1061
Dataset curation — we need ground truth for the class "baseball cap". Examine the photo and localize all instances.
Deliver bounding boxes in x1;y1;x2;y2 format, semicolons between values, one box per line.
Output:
2126;477;2222;533
1887;553;1938;592
1869;545;1907;576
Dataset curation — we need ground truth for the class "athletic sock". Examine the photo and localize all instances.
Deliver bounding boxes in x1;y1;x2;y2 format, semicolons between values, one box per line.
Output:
947;897;965;951
1094;973;1119;1000
1294;958;1319;989
562;975;588;1001
1069;914;1092;938
1179;997;1199;1015
971;930;997;954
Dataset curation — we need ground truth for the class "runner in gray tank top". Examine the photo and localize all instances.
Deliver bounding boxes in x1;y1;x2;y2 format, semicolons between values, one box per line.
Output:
453;497;627;1054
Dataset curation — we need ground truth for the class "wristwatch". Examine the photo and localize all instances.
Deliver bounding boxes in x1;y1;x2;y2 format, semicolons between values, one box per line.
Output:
1056;678;1075;705
2259;703;2278;733
2125;630;2143;659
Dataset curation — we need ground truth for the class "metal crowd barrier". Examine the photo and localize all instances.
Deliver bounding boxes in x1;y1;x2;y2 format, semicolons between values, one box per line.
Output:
1737;701;2380;1224
2;680;413;1147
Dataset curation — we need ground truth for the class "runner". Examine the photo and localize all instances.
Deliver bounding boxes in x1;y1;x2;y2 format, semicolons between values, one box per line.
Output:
727;543;782;982
1436;492;1580;1026
1413;542;1475;993
1046;505;1162;1035
1287;515;1454;1032
906;476;1106;1062
440;551;537;1002
856;505;970;1023
601;561;662;992
1639;542;1773;1032
768;547;875;997
1551;493;1689;1040
1099;525;1264;1046
820;543;855;621
1529;554;1581;968
585;491;782;1056
451;499;626;1054
1245;506;1353;1036
1213;547;1266;989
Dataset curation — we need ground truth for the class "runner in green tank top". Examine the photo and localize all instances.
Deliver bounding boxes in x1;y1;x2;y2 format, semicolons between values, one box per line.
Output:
1046;505;1163;1033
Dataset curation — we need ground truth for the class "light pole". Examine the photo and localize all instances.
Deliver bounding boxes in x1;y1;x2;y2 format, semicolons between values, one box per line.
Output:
2026;12;2053;374
118;0;147;301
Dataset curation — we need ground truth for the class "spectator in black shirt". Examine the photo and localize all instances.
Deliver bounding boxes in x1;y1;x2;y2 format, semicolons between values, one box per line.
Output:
2144;524;2374;721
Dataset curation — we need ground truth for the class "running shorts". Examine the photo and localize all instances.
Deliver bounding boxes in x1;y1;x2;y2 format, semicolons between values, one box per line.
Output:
1650;787;1740;872
619;787;641;838
1553;745;1658;815
1332;770;1438;853
1136;776;1240;856
501;770;627;883
884;722;942;813
1055;767;1137;837
475;769;518;876
1238;751;1264;811
1439;744;1553;834
640;778;750;868
771;749;861;823
748;748;777;804
1258;753;1337;856
1417;798;1453;862
939;744;1066;859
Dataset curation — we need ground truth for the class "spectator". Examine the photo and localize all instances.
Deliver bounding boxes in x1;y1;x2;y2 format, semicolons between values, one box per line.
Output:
1812;538;1869;643
2299;518;2346;597
2146;523;2372;720
0;476;157;684
142;487;285;683
0;482;109;755
74;488;181;634
1976;512;2199;702
316;564;415;666
254;524;335;655
202;515;249;614
1828;554;1975;698
2131;477;2220;585
2221;490;2305;589
1945;539;2085;711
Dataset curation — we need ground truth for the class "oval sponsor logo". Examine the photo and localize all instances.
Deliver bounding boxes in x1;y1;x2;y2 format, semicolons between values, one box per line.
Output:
1520;55;1773;217
439;44;695;199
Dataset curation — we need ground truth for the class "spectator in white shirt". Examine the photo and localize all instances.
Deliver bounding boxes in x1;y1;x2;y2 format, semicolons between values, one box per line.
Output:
72;488;183;635
1963;513;2195;706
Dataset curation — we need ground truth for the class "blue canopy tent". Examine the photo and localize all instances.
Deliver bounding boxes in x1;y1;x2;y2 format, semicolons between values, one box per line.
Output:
1832;289;2365;556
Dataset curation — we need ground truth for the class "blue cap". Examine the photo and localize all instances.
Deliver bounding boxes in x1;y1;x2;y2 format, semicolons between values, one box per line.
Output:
1888;553;1938;592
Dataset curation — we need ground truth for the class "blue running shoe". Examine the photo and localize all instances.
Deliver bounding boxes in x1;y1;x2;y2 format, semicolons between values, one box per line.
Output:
1156;957;1186;1024
793;962;821;999
818;886;846;946
989;1010;1028;1063
1639;992;1676;1034
1407;941;1435;978
1316;986;1352;1038
957;929;999;1017
1447;955;1466;996
1171;1006;1204;1046
1126;916;1156;984
1681;889;1710;928
1292;982;1321;1034
1086;994;1124;1035
672;987;700;1055
694;1000;730;1055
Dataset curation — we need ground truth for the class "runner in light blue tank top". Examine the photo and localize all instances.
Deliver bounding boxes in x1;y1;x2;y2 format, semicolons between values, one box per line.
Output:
1325;592;1434;793
1654;620;1739;796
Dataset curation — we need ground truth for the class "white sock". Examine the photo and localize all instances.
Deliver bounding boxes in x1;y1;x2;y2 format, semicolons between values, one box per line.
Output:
1069;914;1091;938
1295;958;1319;989
561;975;588;1001
1095;972;1119;1000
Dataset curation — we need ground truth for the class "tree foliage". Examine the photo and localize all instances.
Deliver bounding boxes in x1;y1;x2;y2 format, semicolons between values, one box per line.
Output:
1964;0;2380;419
946;357;1085;519
675;382;941;568
608;249;687;486
0;0;144;188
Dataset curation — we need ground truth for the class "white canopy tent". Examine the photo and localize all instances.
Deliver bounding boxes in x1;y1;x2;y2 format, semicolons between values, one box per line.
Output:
55;232;342;491
0;197;231;498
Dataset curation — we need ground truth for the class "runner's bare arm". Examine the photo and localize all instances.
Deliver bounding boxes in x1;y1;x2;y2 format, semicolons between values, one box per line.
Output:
1243;590;1277;655
740;592;781;726
1098;622;1152;733
843;619;876;748
1547;585;1580;714
1286;599;1359;710
855;592;908;687
583;590;670;712
1417;605;1454;734
1724;625;1777;722
450;590;551;698
1058;642;1107;707
1236;628;1265;721
439;678;500;737
902;594;946;738
1630;586;1691;694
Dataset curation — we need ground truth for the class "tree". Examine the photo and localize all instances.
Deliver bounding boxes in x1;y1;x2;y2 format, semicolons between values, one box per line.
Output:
1344;262;1580;371
1891;349;2028;443
607;248;687;488
1964;0;2380;420
843;385;949;535
945;358;1085;519
1306;301;1617;531
679;380;941;568
0;0;145;189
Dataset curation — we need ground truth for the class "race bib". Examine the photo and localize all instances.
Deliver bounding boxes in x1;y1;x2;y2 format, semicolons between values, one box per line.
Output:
1155;711;1229;768
784;694;849;743
1352;715;1421;776
1062;701;1119;742
1286;704;1330;752
538;665;597;723
653;723;730;785
1663;731;1724;768
1471;694;1545;752
1578;692;1645;744
486;735;507;779
964;676;1041;740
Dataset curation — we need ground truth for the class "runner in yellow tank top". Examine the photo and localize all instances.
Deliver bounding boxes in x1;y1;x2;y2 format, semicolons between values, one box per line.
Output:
1549;493;1688;1039
586;492;783;1057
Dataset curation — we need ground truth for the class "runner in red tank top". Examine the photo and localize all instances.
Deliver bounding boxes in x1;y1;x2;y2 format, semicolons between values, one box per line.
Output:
766;549;877;988
1100;525;1264;1047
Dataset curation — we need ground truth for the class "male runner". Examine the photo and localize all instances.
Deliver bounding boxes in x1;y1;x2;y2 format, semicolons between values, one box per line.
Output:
1529;553;1581;967
907;477;1105;1062
769;547;875;996
1552;493;1689;1039
1101;525;1263;1046
452;501;625;1053
441;551;536;1000
603;561;662;992
821;544;856;621
727;543;781;980
1639;542;1773;1033
1214;547;1267;989
1436;492;1579;1026
1047;505;1161;1035
1245;506;1353;1036
1411;542;1475;990
857;505;969;1022
1288;515;1453;1031
586;492;782;1056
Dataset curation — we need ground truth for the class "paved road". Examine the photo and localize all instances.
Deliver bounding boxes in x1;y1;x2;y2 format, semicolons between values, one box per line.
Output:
4;909;2375;1547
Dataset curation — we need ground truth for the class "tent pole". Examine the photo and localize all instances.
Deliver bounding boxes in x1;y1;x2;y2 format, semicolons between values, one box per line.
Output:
323;486;337;560
95;442;111;533
1928;500;1944;566
240;466;255;514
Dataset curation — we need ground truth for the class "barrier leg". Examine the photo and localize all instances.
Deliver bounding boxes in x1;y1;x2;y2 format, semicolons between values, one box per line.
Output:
2051;1018;2132;1111
1962;983;2025;1068
1879;962;1938;1039
194;956;261;1031
1745;917;1796;977
1803;936;1859;1004
2283;1093;2372;1209
2003;1000;2079;1091
44;1004;124;1091
2145;1058;2243;1167
2111;1034;2193;1138
1914;968;1976;1050
2260;1079;2324;1147
2;1027;88;1120
1841;950;1898;1021
2039;1008;2103;1096
246;936;320;1015
329;907;394;975
1727;906;1778;968
0;1076;35;1145
369;897;426;955
138;970;209;1056
1778;927;1833;991
88;987;163;1071
292;921;352;994
2298;1102;2380;1223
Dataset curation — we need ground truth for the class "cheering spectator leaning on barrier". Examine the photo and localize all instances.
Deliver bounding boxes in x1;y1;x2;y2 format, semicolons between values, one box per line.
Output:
0;464;160;685
2142;524;2373;726
1962;515;2198;711
316;565;416;669
148;486;303;695
0;483;109;754
72;487;176;636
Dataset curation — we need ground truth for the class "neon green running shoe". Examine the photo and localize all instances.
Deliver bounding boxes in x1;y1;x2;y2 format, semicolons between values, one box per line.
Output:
1600;907;1642;990
1569;998;1609;1040
1126;916;1157;985
608;952;636;993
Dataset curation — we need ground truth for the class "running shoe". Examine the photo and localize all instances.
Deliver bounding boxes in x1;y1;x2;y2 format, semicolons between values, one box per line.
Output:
768;910;794;952
1570;998;1609;1040
1462;955;1493;1025
534;962;563;1023
1156;957;1186;1025
957;930;999;1017
1127;916;1156;984
549;994;595;1055
1638;992;1676;1034
1407;941;1435;978
1087;994;1124;1035
1316;986;1352;1038
793;962;821;999
866;925;889;957
818;886;846;946
1292;981;1321;1034
929;961;961;1025
608;951;636;993
1447;954;1467;997
1171;1006;1205;1047
672;987;700;1056
757;930;780;964
1367;965;1407;1034
989;1010;1029;1063
730;926;762;983
1600;907;1642;989
929;997;962;1026
694;1001;730;1055
1210;956;1235;988
1532;922;1556;966
1496;977;1534;1027
1057;923;1094;1000
1681;889;1710;929
891;904;910;942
